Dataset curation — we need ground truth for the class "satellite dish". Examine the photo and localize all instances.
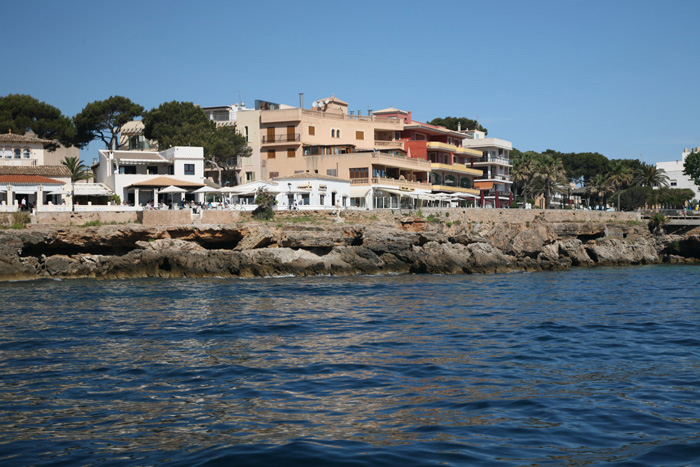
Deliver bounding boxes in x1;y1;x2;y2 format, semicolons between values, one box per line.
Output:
325;99;330;105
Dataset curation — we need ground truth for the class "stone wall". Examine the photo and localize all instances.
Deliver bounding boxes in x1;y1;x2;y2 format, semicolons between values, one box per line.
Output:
34;211;139;226
138;210;193;226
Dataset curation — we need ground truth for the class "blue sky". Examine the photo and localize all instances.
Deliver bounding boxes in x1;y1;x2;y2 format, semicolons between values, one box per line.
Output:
2;0;699;164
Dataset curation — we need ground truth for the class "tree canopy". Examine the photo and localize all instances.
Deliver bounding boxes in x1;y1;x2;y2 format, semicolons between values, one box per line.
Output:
74;96;143;150
683;150;700;188
143;101;251;184
0;94;75;149
428;116;487;135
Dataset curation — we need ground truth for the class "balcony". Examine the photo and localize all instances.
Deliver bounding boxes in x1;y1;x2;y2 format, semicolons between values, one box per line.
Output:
473;156;512;166
374;140;404;150
426;141;482;157
370;152;431;169
351;177;432;191
300;109;403;126
430;163;483;176
261;134;301;144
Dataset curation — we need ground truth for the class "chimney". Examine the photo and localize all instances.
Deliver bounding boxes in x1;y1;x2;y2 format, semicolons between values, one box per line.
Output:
458;122;461;132
299;93;304;109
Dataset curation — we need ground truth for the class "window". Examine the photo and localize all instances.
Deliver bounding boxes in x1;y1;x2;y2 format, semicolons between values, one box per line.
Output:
287;149;296;158
267;149;276;159
147;166;158;175
308;125;316;136
373;168;386;178
304;146;321;156
301;194;310;205
23;149;30;158
320;194;325;205
670;181;677;187
244;126;249;142
119;166;136;174
331;129;335;138
246;172;255;182
3;148;11;158
184;164;195;175
268;172;279;179
168;166;175;175
14;149;21;159
355;131;364;140
349;168;369;179
326;169;337;177
337;129;341;138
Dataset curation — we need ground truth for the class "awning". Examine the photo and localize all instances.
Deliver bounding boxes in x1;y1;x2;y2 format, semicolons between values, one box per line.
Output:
350;187;370;197
474;181;493;190
376;188;412;197
73;183;114;196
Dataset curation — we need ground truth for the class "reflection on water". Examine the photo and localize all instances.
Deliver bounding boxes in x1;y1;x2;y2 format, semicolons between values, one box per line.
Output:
1;265;699;465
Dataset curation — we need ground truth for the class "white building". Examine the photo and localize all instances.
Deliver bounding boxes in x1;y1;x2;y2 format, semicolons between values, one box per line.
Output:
461;129;514;207
94;147;207;205
656;147;700;201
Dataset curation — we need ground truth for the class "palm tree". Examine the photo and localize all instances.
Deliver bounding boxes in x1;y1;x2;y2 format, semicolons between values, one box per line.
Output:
607;161;633;192
587;173;610;209
61;156;92;210
633;163;669;188
525;154;568;209
511;151;536;198
62;156;92;183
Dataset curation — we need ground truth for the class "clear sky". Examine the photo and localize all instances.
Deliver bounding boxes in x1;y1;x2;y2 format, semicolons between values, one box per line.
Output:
2;0;699;164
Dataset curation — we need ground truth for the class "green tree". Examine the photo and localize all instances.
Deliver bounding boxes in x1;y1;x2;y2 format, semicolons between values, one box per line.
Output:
73;96;144;150
428;116;487;135
633;163;669;187
0;94;75;149
143;101;251;185
551;150;610;184
62;156;92;182
619;186;652;211
682;150;700;188
510;149;538;197
524;154;568;209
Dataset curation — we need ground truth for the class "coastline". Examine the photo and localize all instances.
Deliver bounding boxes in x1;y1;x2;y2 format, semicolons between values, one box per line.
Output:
1;209;698;282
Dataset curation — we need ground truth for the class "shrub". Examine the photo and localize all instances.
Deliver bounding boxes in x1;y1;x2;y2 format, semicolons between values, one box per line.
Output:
252;190;276;220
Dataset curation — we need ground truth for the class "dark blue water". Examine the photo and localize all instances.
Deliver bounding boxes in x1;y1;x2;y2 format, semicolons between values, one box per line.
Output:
0;266;699;466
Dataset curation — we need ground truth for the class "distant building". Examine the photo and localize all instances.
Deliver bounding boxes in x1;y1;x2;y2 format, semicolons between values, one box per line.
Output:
0;130;79;167
656;147;700;201
461;129;514;207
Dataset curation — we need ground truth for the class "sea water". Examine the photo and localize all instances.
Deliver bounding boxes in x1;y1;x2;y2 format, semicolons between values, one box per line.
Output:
0;265;698;466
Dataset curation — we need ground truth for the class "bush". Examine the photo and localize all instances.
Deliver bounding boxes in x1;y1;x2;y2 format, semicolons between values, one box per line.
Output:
9;212;31;229
252;190;276;220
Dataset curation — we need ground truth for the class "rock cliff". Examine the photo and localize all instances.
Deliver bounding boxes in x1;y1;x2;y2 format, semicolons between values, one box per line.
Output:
0;217;696;281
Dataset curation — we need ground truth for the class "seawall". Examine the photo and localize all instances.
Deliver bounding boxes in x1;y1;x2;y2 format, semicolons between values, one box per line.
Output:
1;209;697;282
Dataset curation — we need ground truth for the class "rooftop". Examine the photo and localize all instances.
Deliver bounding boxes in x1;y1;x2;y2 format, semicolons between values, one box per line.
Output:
0;165;71;177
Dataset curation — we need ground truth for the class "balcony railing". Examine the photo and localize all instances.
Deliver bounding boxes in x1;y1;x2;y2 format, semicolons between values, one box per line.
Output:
261;134;301;143
370;152;431;167
351;177;432;190
300;109;403;124
475;156;511;165
1;159;38;167
374;140;404;150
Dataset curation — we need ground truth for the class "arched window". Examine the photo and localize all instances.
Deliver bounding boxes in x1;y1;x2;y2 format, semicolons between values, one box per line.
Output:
444;174;457;186
430;173;442;185
23;149;30;158
337;129;341;138
2;148;10;159
460;177;474;189
331;129;335;137
14;149;21;159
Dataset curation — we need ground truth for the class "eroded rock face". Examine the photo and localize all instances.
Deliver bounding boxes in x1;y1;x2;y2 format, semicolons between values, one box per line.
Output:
0;218;686;281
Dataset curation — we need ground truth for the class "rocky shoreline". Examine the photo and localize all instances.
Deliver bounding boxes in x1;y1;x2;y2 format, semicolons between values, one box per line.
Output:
1;216;698;281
